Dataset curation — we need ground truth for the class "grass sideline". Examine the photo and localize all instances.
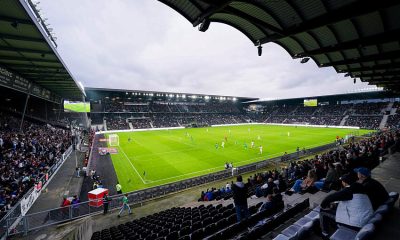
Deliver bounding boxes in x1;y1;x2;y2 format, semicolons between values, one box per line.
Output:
105;125;372;192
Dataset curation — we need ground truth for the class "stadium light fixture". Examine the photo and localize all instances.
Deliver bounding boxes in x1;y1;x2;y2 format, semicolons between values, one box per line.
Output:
198;18;210;32
233;97;237;102
257;40;262;56
300;57;310;63
182;94;186;98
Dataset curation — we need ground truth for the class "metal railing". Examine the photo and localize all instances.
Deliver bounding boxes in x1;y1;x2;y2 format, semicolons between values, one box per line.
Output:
0;145;73;239
4;141;340;236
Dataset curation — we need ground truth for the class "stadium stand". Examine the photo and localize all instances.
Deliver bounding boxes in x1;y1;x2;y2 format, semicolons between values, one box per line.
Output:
0;111;72;218
344;116;382;130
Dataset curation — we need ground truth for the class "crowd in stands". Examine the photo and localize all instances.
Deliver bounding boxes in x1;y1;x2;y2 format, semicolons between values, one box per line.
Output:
199;128;398;202
271;105;298;116
130;118;152;129
101;100;242;114
0;112;72;218
386;114;400;129
345;116;382;129
351;102;387;115
106;118;129;130
290;106;317;116
93;100;400;131
314;104;348;116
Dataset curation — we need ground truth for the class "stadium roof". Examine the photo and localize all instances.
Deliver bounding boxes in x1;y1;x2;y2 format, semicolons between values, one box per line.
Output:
85;87;257;102
0;0;84;100
159;0;400;92
244;90;400;106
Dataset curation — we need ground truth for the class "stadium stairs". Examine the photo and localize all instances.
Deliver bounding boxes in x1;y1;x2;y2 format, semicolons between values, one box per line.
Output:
379;115;389;129
339;115;349;126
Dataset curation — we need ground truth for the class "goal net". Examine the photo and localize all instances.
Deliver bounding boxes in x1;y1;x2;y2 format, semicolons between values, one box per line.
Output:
109;134;119;147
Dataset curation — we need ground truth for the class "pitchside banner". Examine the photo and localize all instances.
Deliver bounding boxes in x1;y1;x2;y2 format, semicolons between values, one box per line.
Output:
0;64;61;103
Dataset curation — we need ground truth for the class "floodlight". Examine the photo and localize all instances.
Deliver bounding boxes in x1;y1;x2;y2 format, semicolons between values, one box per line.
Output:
257;41;262;56
198;18;210;32
300;57;310;63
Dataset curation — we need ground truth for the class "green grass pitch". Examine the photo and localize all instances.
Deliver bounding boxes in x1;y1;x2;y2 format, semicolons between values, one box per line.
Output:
106;125;373;192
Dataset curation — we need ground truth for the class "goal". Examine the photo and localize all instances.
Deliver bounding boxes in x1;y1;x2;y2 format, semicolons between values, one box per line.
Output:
108;134;119;147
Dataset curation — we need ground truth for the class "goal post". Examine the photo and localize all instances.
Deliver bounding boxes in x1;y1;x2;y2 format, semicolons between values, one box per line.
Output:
109;134;119;147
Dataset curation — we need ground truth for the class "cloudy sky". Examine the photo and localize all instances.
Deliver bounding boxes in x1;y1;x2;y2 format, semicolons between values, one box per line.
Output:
38;0;371;99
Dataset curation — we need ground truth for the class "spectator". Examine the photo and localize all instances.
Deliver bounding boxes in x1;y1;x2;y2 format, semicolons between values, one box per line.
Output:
258;194;274;212
71;195;80;217
290;170;317;193
118;193;132;217
323;163;339;190
232;175;248;222
355;167;389;210
103;193;111;215
319;174;373;236
271;187;283;205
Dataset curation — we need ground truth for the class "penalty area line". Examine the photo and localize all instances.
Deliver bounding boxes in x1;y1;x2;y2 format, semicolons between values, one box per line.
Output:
118;146;147;184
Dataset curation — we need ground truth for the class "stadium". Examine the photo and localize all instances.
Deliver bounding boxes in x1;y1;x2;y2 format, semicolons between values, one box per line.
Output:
0;1;400;240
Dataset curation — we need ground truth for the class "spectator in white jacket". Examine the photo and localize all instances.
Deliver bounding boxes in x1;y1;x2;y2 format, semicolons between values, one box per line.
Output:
319;173;373;236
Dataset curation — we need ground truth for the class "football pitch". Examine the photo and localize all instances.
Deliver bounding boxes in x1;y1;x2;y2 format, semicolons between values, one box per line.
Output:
106;125;373;192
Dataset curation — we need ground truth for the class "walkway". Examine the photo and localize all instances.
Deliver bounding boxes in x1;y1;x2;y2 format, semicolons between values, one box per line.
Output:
27;150;86;214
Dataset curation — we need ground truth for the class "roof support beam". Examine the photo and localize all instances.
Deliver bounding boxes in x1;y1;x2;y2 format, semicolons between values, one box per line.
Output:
193;0;233;26
222;6;285;36
0;56;59;63
355;71;400;78
343;63;400;72
0;16;34;25
369;80;400;84
296;29;400;57
321;50;400;67
16;69;67;74
0;46;53;55
5;63;62;69
261;0;399;43
0;33;45;42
